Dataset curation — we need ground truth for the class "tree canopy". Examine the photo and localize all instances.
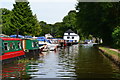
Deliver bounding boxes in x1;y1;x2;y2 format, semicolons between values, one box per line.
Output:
39;10;77;38
11;0;41;36
63;10;77;33
1;0;42;36
1;1;120;47
76;2;120;45
0;8;12;35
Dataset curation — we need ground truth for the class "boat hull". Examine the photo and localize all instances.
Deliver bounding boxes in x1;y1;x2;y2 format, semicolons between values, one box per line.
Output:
1;50;25;63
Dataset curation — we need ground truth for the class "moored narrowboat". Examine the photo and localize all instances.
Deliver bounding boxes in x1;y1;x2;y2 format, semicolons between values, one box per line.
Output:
0;37;25;62
22;38;40;57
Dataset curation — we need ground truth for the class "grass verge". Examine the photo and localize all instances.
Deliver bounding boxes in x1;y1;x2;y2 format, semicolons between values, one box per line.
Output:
98;46;120;67
99;47;120;57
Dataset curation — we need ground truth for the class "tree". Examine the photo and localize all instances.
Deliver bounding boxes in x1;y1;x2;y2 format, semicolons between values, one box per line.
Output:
11;0;42;36
0;8;12;35
52;22;64;38
39;10;78;38
39;21;52;36
112;26;120;48
63;10;77;33
76;2;120;45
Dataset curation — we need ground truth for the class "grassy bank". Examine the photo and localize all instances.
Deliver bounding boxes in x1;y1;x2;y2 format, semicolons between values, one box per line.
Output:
98;47;120;67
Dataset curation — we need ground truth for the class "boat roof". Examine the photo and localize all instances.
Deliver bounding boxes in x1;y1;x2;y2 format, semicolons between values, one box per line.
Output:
9;35;24;38
0;37;22;41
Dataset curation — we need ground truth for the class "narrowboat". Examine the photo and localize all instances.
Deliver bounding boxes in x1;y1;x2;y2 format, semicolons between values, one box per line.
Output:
22;38;40;57
0;37;25;62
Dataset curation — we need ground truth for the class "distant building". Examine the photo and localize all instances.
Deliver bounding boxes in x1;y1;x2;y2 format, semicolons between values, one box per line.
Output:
63;29;80;43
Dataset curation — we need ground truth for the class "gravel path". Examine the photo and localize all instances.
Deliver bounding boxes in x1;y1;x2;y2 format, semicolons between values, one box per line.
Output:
108;48;120;53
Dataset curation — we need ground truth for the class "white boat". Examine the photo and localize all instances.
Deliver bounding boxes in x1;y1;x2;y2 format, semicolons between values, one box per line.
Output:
36;37;49;52
47;43;59;51
46;39;59;51
36;37;59;51
42;44;49;52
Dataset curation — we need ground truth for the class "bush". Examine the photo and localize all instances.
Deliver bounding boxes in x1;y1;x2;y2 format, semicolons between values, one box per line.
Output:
112;26;120;48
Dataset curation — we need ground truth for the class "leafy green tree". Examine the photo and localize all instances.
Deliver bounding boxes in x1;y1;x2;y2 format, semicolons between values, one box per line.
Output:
53;22;64;38
11;0;41;36
39;10;78;38
76;2;120;45
39;21;52;36
112;26;120;47
0;8;12;35
63;10;77;33
49;10;78;38
29;14;42;36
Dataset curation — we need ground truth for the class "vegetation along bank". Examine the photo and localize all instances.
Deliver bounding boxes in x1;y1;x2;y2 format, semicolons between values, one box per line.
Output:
98;47;120;67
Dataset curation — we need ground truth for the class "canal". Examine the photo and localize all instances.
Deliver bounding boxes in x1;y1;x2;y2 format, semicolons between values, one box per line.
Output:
1;44;120;80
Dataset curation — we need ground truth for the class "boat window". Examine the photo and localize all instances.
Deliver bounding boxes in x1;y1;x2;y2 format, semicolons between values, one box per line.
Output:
32;42;34;47
72;37;74;39
18;42;22;49
32;42;38;47
4;43;9;51
35;42;38;47
9;42;13;50
34;42;36;47
67;37;70;39
13;43;16;49
36;42;38;47
9;42;15;50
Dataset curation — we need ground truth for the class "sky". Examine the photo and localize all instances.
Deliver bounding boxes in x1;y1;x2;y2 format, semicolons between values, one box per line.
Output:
0;0;77;24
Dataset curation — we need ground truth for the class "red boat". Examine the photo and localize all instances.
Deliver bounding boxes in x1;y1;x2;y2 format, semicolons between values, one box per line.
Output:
0;37;25;61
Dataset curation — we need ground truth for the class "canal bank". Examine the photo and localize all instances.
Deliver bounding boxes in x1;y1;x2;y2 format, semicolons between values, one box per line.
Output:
98;46;120;67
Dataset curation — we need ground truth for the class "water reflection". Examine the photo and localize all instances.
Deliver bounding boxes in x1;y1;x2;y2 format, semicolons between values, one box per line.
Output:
2;63;30;79
75;46;120;79
1;44;120;79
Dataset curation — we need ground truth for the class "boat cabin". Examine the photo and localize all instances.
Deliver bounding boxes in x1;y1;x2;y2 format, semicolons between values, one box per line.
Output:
0;37;25;60
22;39;39;52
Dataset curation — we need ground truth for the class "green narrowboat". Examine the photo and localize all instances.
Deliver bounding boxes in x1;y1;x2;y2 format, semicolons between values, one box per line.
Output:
0;37;25;62
22;39;40;56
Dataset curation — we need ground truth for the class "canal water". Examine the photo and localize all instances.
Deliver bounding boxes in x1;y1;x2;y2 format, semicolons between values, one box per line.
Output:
1;44;120;80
